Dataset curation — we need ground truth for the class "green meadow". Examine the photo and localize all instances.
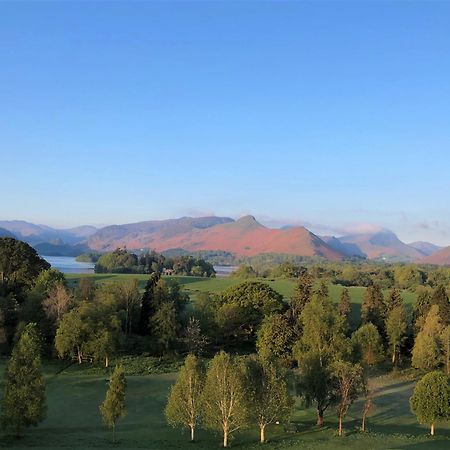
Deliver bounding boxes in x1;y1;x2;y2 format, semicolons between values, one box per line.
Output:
0;362;449;449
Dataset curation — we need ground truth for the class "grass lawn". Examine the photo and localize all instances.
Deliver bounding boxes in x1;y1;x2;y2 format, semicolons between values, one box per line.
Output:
0;363;448;449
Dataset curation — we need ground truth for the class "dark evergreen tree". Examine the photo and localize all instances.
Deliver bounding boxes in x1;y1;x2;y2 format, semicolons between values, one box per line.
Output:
1;323;46;437
385;288;403;313
431;285;450;325
138;272;160;334
361;284;386;336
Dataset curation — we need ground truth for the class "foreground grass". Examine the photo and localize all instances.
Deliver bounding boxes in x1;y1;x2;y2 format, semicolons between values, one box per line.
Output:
0;363;448;449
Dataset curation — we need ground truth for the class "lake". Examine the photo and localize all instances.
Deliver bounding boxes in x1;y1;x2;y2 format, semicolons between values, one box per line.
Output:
41;256;95;274
40;256;236;277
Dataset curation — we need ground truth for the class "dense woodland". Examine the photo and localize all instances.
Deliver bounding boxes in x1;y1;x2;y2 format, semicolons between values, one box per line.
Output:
0;237;449;446
93;248;216;277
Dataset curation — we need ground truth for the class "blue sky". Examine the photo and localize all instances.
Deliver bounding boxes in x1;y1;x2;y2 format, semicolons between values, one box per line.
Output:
1;1;450;245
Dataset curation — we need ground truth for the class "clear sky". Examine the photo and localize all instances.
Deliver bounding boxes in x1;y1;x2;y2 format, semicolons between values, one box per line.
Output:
1;1;450;245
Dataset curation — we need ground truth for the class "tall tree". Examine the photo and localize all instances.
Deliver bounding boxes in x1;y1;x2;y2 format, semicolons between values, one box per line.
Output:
361;284;386;335
118;278;140;335
150;301;178;354
385;304;408;365
218;282;285;342
431;285;450;325
165;355;205;442
293;295;349;426
202;351;249;447
1;323;46;437
410;371;450;436
361;383;374;432
100;365;127;443
351;323;384;366
0;238;50;295
182;317;208;356
42;282;73;323
246;357;293;443
411;305;443;370
138;272;160;334
440;325;450;375
332;361;365;436
338;288;351;324
256;313;295;366
55;307;86;364
385;289;403;313
288;271;313;333
412;288;432;334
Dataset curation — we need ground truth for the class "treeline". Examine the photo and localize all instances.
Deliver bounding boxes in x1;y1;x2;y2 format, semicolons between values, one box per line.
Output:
94;248;216;277
232;260;450;289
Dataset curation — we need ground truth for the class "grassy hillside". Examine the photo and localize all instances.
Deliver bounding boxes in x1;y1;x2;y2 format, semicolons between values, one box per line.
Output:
0;362;448;449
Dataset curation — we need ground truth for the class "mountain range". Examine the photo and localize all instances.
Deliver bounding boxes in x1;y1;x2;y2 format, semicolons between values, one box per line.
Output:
0;217;448;265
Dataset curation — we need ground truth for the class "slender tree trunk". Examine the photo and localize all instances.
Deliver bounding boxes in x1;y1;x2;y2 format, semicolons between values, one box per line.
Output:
338;416;343;436
431;422;435;436
223;426;228;447
112;423;115;443
362;413;366;432
260;424;266;443
317;408;324;427
392;344;396;364
190;426;195;442
105;355;109;368
77;347;82;364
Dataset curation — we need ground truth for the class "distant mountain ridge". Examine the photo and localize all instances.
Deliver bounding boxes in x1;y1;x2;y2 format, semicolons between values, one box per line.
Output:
88;215;344;260
336;229;425;262
0;216;446;263
421;246;450;265
0;220;97;254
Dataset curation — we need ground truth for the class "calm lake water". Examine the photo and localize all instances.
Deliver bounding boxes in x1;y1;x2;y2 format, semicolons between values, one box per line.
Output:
40;256;236;277
41;256;95;274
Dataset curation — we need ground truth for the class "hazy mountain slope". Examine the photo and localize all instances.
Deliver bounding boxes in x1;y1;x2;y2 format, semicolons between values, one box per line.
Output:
88;215;345;259
339;229;423;262
88;216;234;251
321;236;366;258
421;246;450;265
0;220;97;246
0;227;16;238
408;241;443;257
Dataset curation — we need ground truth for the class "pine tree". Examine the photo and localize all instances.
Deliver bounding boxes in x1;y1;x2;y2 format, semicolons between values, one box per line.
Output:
338;288;351;330
412;288;432;334
165;354;205;441
385;289;402;313
361;284;386;335
289;271;313;333
1;323;46;437
99;364;127;443
431;285;450;325
138;272;160;334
